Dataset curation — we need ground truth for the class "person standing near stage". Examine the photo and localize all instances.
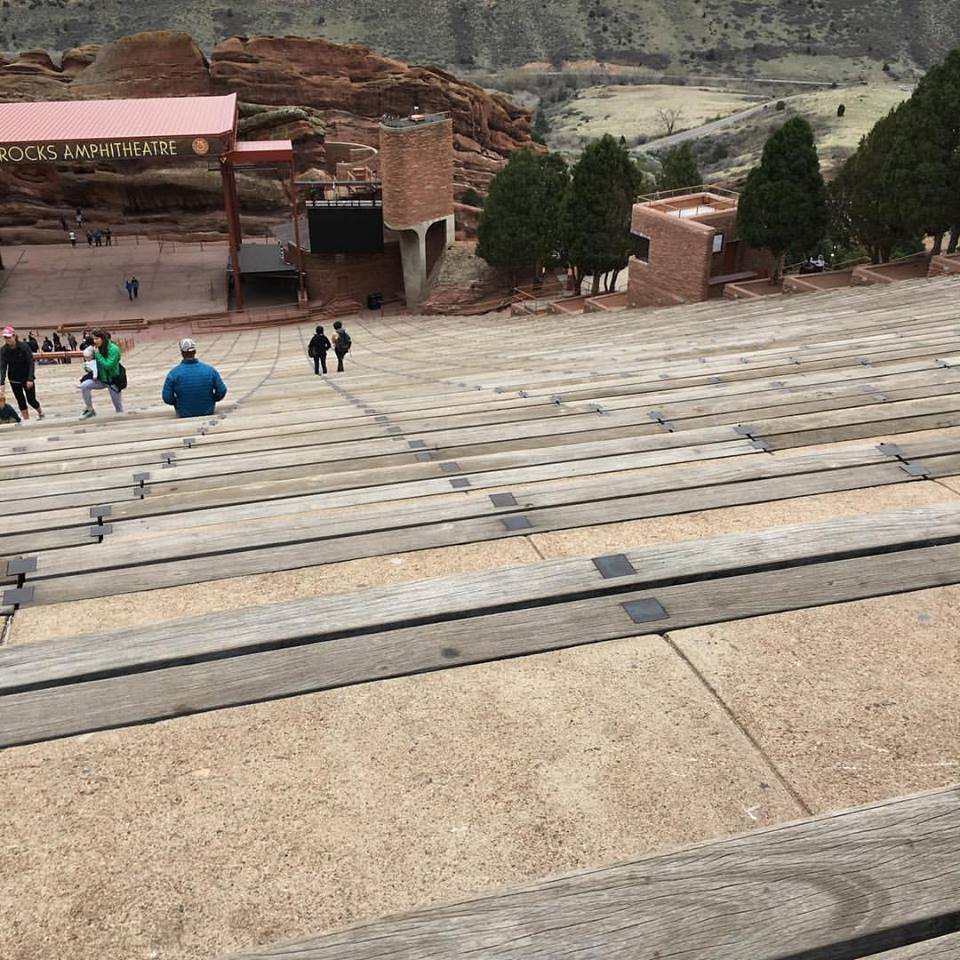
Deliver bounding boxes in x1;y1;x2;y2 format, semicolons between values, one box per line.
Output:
131;275;140;299
307;325;331;375
0;326;44;420
105;226;112;246
125;277;135;301
67;332;78;351
80;327;124;418
162;338;227;418
331;320;351;373
68;230;77;247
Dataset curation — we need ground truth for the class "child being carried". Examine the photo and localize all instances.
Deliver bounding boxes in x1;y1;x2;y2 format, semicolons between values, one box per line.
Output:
79;345;97;384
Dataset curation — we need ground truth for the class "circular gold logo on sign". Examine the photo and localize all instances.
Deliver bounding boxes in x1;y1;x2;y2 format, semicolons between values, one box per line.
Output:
192;137;210;156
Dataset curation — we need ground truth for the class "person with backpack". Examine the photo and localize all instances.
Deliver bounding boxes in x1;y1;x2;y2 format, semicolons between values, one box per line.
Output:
332;320;351;373
307;325;331;375
80;327;124;417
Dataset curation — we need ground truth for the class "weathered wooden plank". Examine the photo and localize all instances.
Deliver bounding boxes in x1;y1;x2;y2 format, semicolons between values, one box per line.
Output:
219;786;960;960
865;933;960;958
4;503;959;694
3;540;960;749
23;459;905;588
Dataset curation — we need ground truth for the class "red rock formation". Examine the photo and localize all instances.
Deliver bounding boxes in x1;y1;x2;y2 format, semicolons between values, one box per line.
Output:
70;32;212;98
210;35;536;193
0;31;535;244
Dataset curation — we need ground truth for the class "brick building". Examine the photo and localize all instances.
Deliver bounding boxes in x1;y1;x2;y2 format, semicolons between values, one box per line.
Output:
289;113;455;311
627;189;769;308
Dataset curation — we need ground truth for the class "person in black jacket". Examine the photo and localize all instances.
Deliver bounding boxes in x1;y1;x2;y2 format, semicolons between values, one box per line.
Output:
307;325;331;375
0;326;44;420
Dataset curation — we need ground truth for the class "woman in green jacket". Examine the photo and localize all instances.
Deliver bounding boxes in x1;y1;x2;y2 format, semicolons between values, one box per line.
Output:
80;327;123;417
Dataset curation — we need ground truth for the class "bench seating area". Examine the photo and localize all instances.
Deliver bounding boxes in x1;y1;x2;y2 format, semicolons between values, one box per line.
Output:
2;274;960;959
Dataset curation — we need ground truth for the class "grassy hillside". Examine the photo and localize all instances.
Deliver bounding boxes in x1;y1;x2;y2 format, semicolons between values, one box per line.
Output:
2;0;959;74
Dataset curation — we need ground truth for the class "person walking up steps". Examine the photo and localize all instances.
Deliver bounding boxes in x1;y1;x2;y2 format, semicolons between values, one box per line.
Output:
332;320;351;373
80;327;124;418
0;326;44;420
308;325;331;375
162;338;227;418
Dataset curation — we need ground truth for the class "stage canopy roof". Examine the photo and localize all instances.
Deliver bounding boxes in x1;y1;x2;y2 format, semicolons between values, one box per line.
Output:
0;93;239;163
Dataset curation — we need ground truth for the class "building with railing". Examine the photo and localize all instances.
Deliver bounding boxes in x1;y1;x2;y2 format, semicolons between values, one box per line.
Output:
627;186;769;308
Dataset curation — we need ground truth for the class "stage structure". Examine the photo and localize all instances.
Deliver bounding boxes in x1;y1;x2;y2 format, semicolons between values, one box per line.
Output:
0;94;306;310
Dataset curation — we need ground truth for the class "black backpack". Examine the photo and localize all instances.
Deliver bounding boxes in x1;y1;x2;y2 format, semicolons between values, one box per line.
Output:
338;329;352;353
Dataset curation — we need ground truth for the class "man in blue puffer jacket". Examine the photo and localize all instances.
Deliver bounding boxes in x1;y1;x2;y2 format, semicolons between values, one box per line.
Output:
161;338;227;418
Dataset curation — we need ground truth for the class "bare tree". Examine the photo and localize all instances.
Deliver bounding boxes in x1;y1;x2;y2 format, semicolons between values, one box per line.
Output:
656;107;685;136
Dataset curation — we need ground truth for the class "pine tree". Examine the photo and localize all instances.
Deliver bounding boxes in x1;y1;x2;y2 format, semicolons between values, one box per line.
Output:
476;150;569;283
656;143;702;193
737;117;828;281
562;134;642;295
532;110;550;145
831;107;914;264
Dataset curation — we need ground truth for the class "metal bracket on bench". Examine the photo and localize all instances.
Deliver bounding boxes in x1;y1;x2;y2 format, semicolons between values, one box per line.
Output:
2;586;34;608
90;504;112;519
593;554;636;579
900;461;931;479
750;438;771;452
621;597;668;624
489;493;517;508
936;359;951;368
449;477;472;489
182;438;195;448
89;524;113;537
5;556;37;577
408;440;426;449
386;426;402;435
133;485;151;498
160;450;176;464
439;462;461;473
501;515;532;531
734;425;755;436
877;442;903;458
415;451;433;462
374;416;389;423
133;471;150;483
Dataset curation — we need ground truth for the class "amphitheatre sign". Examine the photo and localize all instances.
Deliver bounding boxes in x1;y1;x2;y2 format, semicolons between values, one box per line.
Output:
0;91;303;310
0;136;219;164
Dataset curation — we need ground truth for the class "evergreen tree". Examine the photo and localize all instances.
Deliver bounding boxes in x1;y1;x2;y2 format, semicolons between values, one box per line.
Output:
737;117;828;281
532;110;550;145
831;107;914;264
562;134;642;295
888;50;960;254
476;150;569;283
656;143;702;193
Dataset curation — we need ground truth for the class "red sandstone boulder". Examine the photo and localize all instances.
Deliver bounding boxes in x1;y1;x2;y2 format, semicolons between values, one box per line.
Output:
71;32;213;98
61;45;100;76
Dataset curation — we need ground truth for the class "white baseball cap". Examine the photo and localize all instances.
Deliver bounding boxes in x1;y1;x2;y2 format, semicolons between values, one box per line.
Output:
179;338;197;353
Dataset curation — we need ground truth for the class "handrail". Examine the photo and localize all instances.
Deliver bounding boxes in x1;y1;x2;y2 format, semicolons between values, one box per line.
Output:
638;184;740;203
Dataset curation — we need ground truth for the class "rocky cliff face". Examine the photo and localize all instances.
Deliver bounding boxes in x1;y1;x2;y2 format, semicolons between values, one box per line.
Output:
0;31;534;244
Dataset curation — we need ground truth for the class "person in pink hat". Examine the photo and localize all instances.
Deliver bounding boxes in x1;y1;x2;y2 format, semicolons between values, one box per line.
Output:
0;325;44;420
